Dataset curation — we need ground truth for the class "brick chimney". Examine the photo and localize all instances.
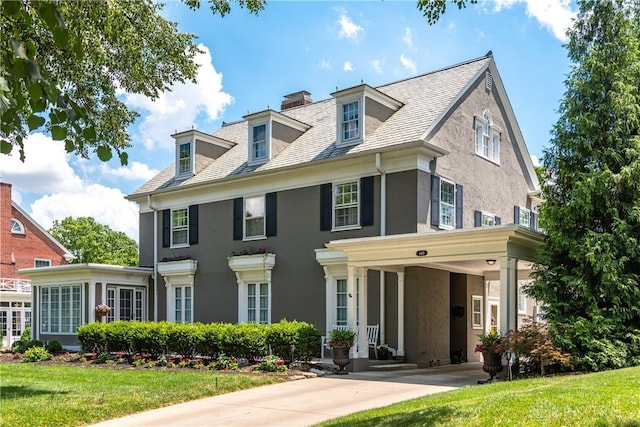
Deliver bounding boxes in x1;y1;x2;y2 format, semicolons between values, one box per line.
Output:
281;91;312;111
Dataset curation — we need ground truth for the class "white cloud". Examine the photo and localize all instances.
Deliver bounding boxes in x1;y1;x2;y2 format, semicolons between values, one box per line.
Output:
97;161;159;182
448;21;456;31
30;184;140;242
372;59;383;74
319;59;332;70
402;28;413;48
400;54;417;75
0;133;83;194
490;0;576;42
343;61;354;72
336;8;363;40
531;154;540;167
124;44;233;151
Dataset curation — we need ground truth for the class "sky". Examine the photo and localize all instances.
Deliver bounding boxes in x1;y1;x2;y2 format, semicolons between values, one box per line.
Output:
0;0;576;243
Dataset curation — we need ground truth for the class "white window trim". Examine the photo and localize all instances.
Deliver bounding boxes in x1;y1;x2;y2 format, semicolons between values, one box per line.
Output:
229;254;275;324
243;195;266;241
487;297;500;334
336;95;364;147
171;208;189;248
439;178;456;230
517;280;529;315
332;180;361;231
481;212;496;227
474;111;501;164
176;141;194;179
248;121;270;166
34;258;52;268
518;206;531;228
11;218;25;235
173;285;193;323
40;284;82;335
472;295;483;329
106;286;145;322
335;278;348;326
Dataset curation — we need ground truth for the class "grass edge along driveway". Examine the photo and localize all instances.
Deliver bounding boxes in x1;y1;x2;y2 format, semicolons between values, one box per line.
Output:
318;366;640;427
0;363;283;427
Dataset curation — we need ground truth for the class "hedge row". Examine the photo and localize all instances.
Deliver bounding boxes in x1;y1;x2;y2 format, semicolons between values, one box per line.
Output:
77;320;322;362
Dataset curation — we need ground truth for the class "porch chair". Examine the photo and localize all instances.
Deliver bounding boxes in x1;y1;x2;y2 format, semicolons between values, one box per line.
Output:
367;324;379;360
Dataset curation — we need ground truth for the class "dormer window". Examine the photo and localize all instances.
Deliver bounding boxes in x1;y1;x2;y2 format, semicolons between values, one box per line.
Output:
252;124;268;160
474;110;500;163
177;141;193;177
342;101;360;141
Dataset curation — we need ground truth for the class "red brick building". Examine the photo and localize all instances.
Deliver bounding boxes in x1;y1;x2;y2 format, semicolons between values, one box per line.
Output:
1;181;72;347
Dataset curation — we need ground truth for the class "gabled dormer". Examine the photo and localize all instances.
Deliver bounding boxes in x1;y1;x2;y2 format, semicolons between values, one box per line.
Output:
173;130;235;180
243;110;310;166
331;84;403;148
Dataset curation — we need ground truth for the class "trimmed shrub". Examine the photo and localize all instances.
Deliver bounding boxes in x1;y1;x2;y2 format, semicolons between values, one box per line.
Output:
45;340;63;355
105;321;133;354
11;327;33;353
130;322;169;357
23;346;52;362
266;320;322;362
222;322;268;361
167;322;201;358
77;322;107;353
195;323;228;359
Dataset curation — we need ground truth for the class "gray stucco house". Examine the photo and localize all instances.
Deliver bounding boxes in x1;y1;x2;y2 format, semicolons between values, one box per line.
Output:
24;52;544;370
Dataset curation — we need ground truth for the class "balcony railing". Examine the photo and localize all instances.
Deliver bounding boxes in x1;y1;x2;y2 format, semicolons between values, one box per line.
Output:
0;278;32;293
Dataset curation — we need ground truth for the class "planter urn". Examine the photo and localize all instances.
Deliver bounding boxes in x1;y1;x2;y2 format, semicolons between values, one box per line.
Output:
482;351;504;381
332;346;352;375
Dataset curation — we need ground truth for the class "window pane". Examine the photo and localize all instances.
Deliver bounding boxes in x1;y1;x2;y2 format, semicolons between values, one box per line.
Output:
334;182;358;227
253;124;267;159
172;208;188;245
41;288;49;333
120;289;133;321
50;287;59;333
179;143;191;174
342;102;359;140
440;181;455;227
107;289;116;322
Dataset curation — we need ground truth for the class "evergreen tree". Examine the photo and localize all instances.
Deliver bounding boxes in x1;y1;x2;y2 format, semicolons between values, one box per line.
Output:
529;0;640;371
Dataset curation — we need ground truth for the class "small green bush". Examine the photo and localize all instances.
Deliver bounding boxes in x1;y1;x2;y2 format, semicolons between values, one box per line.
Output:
77;322;107;353
22;346;52;362
11;327;33;353
195;323;228;359
130;322;169;357
255;354;286;372
167;323;200;358
267;320;321;361
45;340;63;355
222;322;268;361
105;321;133;354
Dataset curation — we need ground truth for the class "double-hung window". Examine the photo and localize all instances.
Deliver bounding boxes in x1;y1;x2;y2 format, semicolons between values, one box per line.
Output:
252;124;267;161
342;101;360;141
171;208;188;246
336;279;347;326
334;181;359;229
519;207;531;228
247;283;269;324
472;295;483;329
245;196;265;239
439;179;456;229
174;286;193;323
178;142;192;176
475;110;500;163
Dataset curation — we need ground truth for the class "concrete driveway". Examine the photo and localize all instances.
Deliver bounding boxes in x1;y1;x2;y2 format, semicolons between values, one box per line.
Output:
90;362;486;427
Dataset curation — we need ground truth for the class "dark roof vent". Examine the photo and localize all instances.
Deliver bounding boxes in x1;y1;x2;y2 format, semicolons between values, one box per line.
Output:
281;91;312;111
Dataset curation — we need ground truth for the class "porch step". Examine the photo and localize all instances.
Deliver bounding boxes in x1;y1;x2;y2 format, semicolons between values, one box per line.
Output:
368;363;418;371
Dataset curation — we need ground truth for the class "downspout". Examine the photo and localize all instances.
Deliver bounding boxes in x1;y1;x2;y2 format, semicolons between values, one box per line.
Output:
375;153;386;345
147;195;158;322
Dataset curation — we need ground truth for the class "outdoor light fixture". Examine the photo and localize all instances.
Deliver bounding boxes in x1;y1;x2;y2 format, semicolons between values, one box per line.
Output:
486;259;496;266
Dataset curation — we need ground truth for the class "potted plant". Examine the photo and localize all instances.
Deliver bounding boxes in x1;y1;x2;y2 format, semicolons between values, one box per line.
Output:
328;328;356;375
475;331;505;382
95;304;111;317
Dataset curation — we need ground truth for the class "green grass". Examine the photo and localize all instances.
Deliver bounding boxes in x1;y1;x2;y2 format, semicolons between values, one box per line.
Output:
0;363;283;427
319;367;640;427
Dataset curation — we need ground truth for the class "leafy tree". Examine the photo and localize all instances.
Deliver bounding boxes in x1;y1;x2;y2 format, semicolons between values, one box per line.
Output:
0;0;265;164
528;0;640;371
417;0;477;25
49;217;139;266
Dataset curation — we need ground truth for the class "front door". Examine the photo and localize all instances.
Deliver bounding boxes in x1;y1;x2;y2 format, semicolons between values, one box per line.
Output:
0;301;31;348
488;298;499;334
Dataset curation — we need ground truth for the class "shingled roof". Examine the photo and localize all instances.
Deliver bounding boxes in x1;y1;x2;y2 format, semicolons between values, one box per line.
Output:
130;54;492;197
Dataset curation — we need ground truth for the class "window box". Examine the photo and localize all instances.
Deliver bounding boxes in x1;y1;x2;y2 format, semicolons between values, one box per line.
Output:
157;259;198;277
228;253;276;272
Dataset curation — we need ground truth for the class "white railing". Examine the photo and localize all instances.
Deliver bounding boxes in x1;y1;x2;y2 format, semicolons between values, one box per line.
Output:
0;278;32;293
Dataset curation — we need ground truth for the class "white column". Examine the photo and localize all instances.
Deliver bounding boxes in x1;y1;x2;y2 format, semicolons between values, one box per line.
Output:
88;281;96;323
322;267;334;337
347;265;358;358
397;271;405;357
379;271;385;345
357;268;368;358
499;256;518;333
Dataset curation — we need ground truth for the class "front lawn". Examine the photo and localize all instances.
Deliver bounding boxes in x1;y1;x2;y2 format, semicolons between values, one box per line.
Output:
319;366;640;426
0;363;283;427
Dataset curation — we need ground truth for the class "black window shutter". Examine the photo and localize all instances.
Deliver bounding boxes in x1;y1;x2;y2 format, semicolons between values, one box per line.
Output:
266;192;277;237
495;216;501;225
162;209;170;248
188;205;198;245
233;198;243;240
455;184;463;229
474;210;482;227
360;176;374;226
530;212;537;230
431;175;440;227
320;183;332;231
514;205;520;224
